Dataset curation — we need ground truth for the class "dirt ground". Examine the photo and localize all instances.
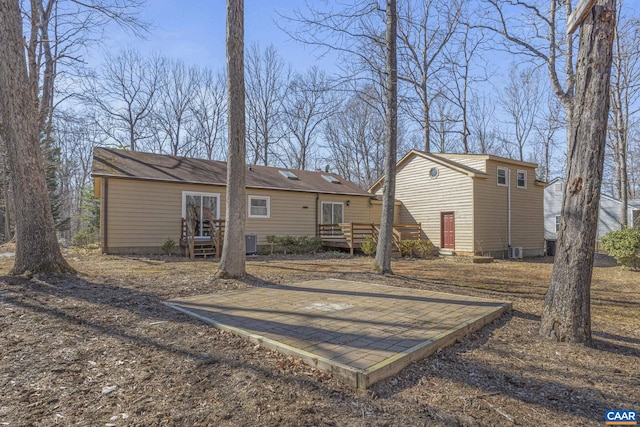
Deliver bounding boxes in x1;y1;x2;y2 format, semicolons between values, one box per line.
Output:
0;247;638;427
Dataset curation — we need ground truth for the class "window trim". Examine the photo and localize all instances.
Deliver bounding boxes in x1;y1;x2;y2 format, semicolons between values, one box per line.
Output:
248;195;270;218
181;191;220;219
497;167;508;187
320;201;345;224
320;201;345;236
517;170;527;189
182;191;221;239
555;215;561;233
554;182;563;192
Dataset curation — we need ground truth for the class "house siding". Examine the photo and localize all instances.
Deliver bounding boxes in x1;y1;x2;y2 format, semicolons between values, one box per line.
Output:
436;155;487;173
543;180;564;240
544;178;636;240
474;161;544;256
378;156;475;252
101;177;374;254
596;196;626;238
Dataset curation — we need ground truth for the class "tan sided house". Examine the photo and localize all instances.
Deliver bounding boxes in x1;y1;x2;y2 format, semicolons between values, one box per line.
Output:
92;147;384;255
370;150;545;258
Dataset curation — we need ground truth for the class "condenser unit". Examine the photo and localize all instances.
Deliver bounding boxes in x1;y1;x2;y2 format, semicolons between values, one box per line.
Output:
508;246;523;259
245;234;257;255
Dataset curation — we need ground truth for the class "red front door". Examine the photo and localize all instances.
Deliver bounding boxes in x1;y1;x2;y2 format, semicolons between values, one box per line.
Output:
441;212;455;249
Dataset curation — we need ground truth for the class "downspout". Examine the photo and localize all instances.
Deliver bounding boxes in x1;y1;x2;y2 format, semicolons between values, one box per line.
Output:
315;193;320;236
103;178;108;254
507;169;512;251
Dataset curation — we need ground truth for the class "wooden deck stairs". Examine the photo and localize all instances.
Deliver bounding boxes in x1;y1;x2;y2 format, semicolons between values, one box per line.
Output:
180;216;225;259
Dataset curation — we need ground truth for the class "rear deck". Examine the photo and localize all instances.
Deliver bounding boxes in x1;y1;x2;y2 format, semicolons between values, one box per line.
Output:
180;219;426;258
319;223;424;255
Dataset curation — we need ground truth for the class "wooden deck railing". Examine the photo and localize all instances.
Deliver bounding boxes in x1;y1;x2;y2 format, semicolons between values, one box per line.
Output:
319;222;423;255
181;218;225;258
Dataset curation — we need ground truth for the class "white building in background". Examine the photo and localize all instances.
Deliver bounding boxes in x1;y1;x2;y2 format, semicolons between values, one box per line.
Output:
544;177;640;241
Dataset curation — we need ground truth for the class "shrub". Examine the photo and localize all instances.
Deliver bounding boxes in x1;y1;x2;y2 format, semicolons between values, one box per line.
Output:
161;238;177;255
360;236;376;256
601;228;640;270
72;231;95;247
400;239;433;258
266;235;322;254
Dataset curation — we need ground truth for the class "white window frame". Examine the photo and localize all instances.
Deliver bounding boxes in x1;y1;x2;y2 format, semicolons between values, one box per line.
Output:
497;167;508;187
321;201;344;224
517;170;527;189
248;195;270;218
555;215;561;233
320;201;345;237
554;182;563;192
182;191;220;239
181;191;220;219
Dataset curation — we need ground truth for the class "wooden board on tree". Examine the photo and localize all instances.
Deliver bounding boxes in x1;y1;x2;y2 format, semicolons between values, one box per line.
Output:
567;0;598;34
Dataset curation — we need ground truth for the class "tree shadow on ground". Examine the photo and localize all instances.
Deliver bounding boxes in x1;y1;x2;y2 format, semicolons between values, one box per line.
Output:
371;310;636;423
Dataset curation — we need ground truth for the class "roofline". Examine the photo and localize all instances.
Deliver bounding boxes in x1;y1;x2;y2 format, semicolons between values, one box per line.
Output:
91;173;374;198
369;150;488;192
438;152;539;168
547;177;636;204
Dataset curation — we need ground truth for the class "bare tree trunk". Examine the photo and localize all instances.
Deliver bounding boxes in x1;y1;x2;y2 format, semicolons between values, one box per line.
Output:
0;0;73;275
217;0;246;278
423;94;430;153
375;0;397;275
540;0;616;344
619;141;628;226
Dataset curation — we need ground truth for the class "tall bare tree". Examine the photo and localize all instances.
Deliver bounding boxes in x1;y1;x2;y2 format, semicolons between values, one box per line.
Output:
245;43;289;166
374;0;398;274
479;0;577;141
188;68;227;160
153;59;199;156
533;93;563;181
53;111;106;239
281;67;336;170
500;65;544;161
22;0;147;146
540;0;616;344
217;0;246;278
443;22;489;153
430;95;459;153
0;0;73;274
397;0;462;153
324;90;385;187
283;1;399;272
608;0;640;226
86;49;162;151
479;0;617;343
468;94;499;154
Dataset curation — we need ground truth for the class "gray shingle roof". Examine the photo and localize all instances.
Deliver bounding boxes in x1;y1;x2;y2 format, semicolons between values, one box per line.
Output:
92;147;372;197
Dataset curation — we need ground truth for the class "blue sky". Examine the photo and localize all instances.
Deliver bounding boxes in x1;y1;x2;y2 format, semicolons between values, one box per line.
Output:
97;0;334;73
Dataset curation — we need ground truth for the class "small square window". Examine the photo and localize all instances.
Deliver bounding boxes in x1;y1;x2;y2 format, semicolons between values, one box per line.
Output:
248;196;270;218
497;167;507;186
517;170;527;188
554;182;563;192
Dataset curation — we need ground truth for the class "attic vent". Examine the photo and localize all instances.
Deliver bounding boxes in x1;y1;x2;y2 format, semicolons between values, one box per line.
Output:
279;170;299;180
322;174;341;184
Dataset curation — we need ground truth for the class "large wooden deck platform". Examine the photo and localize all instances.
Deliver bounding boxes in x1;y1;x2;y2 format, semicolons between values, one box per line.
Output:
167;278;511;389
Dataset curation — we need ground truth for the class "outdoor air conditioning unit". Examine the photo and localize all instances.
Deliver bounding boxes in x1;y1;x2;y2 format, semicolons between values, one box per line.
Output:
508;247;523;259
245;234;257;255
